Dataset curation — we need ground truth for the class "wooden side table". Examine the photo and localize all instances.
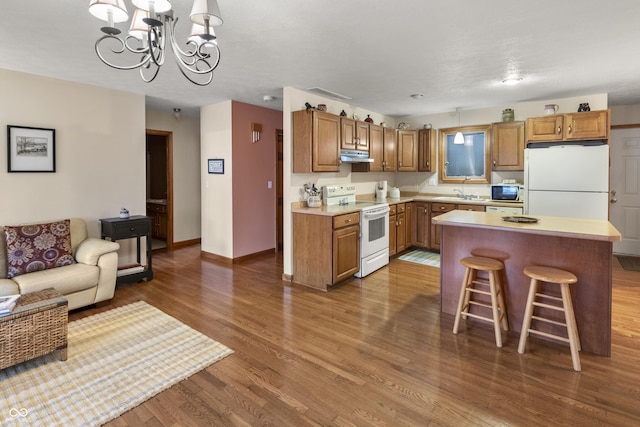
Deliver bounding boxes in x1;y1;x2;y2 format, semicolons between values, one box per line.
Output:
100;215;154;286
0;288;68;370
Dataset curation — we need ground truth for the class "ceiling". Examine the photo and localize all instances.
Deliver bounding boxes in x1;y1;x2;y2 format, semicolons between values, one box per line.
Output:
2;1;639;118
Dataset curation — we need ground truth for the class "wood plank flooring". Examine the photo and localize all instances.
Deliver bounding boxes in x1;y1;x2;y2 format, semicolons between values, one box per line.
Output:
70;246;640;426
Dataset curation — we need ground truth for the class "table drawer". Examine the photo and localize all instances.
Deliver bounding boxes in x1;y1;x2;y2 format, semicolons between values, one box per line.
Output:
102;217;151;239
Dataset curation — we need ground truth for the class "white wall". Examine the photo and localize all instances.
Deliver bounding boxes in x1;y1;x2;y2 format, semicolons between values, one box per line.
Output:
611;104;640;126
145;110;201;243
200;101;234;258
0;69;145;261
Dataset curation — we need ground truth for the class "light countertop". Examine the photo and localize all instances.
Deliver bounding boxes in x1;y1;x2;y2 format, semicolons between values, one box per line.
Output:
432;210;621;242
292;194;523;216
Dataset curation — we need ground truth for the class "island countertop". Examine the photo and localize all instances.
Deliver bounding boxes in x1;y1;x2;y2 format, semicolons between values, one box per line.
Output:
432;210;621;242
435;209;620;357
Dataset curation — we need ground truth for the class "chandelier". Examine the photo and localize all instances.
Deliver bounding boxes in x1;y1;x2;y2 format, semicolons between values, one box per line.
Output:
88;0;223;85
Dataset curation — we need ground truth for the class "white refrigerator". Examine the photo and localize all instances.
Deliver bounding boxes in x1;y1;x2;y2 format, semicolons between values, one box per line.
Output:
524;143;609;220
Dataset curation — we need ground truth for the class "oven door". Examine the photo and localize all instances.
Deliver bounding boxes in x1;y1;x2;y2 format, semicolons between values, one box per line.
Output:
360;206;390;258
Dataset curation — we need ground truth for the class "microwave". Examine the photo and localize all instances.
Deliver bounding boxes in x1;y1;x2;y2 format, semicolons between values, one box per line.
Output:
491;184;523;202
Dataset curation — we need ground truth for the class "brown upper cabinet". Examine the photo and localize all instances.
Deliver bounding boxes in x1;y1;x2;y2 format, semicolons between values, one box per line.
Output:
293;110;341;173
352;125;397;172
418;128;437;172
526;110;609;143
340;117;369;152
492;121;525;170
397;130;418;171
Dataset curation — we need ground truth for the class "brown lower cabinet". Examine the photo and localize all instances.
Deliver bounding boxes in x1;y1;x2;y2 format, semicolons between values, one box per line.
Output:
292;212;360;290
413;202;430;248
389;203;412;255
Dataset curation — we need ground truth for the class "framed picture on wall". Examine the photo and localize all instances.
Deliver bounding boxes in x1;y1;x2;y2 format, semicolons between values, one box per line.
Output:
7;125;56;172
208;158;224;174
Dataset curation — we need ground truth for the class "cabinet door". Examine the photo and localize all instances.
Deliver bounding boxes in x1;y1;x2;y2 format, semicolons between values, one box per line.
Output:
396;212;406;252
405;202;413;247
492;121;525;170
526;115;564;142
383;127;397;172
314;112;340;172
340;117;357;151
333;224;360;283
389;214;397;256
368;124;384;172
356;121;369;151
418;128;436;172
414;202;430;248
430;203;456;250
565;110;609;140
293;110;340;172
397;130;418;171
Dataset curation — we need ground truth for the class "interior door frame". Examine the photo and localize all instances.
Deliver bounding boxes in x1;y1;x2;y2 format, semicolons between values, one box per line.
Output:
146;129;174;249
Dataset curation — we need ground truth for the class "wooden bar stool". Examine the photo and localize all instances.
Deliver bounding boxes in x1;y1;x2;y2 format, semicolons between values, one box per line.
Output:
518;266;581;371
453;256;509;347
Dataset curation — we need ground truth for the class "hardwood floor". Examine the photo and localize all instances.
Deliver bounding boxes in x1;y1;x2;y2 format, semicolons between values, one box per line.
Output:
70;246;640;426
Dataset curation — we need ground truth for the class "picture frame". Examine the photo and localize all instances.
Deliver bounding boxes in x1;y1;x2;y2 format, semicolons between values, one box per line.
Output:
7;125;56;173
208;158;224;174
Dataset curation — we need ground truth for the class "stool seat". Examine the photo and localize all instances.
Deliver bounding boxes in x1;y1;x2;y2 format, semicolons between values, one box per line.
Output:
523;266;577;284
461;256;504;271
453;256;508;347
518;265;582;371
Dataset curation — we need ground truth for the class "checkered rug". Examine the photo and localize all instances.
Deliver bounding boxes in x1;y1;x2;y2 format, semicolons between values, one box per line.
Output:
398;250;441;267
0;301;233;426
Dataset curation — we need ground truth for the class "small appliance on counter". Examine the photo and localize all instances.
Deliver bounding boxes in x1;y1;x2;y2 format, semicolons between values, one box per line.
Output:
491;183;523;202
389;187;400;198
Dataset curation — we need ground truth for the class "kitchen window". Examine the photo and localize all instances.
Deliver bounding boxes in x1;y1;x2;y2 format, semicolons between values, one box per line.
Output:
438;124;491;184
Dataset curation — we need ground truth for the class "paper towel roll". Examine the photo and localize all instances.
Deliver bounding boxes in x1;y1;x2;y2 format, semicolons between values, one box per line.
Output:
380;181;387;196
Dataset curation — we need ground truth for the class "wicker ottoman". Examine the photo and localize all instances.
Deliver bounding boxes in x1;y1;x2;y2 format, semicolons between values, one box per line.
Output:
0;288;68;370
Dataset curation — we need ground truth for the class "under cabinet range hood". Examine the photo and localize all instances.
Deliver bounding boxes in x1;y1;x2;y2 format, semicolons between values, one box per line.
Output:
340;150;374;163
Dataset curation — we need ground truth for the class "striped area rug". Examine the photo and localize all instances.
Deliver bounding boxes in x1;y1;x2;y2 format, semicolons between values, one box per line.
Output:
0;301;233;426
398;249;441;267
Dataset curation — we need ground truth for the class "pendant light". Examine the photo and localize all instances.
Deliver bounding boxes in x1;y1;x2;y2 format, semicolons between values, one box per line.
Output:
454;107;464;145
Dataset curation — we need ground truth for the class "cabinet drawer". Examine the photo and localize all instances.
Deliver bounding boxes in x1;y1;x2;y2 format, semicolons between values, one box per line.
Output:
389;204;397;216
396;203;405;214
146;203;167;214
431;203;456;213
102;217;151;239
333;212;360;229
458;204;485;212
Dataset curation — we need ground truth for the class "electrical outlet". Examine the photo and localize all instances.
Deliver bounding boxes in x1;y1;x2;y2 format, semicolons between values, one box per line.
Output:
429;177;437;186
268;181;273;189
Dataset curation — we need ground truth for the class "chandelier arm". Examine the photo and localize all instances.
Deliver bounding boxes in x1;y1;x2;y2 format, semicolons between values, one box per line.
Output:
139;62;161;83
147;27;166;67
95;35;154;70
168;16;221;75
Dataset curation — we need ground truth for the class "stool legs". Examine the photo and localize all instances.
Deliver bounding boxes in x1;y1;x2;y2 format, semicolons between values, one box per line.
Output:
561;283;582;371
453;263;508;348
518;272;581;372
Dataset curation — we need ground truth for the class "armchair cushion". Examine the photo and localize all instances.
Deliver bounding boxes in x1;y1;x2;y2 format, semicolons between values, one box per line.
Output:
4;219;75;278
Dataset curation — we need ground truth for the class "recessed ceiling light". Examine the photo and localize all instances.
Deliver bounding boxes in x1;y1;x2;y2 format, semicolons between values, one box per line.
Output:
410;94;424;100
263;95;275;102
502;77;523;86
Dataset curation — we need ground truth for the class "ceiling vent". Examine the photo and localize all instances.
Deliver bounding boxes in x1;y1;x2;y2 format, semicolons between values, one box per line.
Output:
305;87;352;100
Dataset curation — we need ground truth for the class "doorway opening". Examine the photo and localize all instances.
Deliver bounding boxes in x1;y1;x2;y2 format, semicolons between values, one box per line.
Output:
146;129;174;250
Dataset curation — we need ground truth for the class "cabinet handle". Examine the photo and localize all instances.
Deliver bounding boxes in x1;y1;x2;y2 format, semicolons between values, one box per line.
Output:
568;125;572;134
345;219;351;223
557;126;562;134
493;160;496;166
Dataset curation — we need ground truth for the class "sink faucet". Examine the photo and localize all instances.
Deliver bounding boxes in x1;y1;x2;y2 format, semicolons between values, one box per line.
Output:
454;188;466;199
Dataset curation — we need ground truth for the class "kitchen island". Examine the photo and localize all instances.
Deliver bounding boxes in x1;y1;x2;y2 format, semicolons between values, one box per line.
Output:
432;210;621;356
